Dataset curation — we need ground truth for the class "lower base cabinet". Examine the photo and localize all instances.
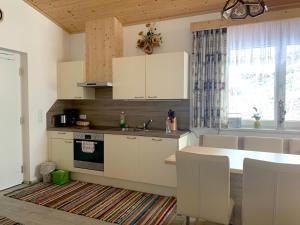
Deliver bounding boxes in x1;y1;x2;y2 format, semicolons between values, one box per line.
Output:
104;134;187;187
104;135;140;182
48;131;74;171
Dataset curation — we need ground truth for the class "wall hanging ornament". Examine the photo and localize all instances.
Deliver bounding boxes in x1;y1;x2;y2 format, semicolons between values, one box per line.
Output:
136;23;162;55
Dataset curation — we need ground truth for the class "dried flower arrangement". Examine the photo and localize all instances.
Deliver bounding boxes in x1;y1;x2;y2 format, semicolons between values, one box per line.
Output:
136;23;162;55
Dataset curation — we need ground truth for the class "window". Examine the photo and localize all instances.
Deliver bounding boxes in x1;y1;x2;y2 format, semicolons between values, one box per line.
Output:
227;19;300;129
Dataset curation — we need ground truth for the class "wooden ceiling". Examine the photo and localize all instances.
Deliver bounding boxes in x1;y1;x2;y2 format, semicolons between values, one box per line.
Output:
24;0;300;33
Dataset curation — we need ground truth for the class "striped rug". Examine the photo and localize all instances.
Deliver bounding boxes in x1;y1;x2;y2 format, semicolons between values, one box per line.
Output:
0;216;23;225
6;181;177;225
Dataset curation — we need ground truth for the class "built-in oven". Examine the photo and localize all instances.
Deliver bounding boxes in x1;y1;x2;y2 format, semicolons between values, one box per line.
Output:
74;132;104;171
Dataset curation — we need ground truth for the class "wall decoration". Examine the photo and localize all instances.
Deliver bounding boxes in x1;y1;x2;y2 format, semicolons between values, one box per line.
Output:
136;23;162;55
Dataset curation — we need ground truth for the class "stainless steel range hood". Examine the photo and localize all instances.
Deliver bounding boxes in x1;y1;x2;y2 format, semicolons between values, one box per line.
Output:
78;82;112;88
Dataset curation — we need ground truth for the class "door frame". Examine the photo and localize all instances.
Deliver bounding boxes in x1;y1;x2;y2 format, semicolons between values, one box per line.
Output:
0;47;30;184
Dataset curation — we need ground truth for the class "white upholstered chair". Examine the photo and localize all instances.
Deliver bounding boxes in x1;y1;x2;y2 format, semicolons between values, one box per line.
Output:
243;158;300;225
243;136;283;153
289;139;300;154
202;135;239;149
176;151;234;225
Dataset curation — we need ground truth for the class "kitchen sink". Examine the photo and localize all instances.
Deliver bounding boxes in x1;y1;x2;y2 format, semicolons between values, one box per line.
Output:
113;128;150;132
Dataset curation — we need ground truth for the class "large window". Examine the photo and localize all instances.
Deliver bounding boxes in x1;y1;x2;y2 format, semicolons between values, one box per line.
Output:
227;20;300;129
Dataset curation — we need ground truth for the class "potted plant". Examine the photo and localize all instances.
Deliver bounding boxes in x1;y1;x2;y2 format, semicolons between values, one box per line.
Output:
252;107;261;128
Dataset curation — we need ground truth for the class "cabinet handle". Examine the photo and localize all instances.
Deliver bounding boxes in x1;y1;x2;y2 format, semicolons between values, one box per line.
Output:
126;137;137;140
74;96;82;99
134;96;144;99
152;138;162;142
57;132;66;135
148;96;158;99
64;140;73;144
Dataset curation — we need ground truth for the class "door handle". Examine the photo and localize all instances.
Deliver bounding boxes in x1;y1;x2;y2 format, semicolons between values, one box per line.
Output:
64;140;73;144
148;96;158;99
134;96;144;99
74;96;82;99
57;132;66;135
152;138;162;142
126;137;137;140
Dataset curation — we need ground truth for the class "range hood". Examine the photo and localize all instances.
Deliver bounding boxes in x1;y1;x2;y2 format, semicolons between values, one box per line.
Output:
78;82;112;88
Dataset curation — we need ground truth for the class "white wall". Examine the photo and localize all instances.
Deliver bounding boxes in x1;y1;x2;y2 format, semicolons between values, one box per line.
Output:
69;13;220;60
0;0;70;181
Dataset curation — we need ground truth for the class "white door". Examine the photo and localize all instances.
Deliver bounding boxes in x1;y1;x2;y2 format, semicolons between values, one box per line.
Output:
0;50;23;190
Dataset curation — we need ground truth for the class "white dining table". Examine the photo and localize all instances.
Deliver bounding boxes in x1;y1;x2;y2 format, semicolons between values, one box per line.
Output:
165;146;300;174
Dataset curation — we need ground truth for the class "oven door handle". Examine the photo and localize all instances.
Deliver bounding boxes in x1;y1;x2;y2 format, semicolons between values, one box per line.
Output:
75;140;98;145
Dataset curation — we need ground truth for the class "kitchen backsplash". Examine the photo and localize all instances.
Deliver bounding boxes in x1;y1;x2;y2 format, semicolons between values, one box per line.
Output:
47;88;190;130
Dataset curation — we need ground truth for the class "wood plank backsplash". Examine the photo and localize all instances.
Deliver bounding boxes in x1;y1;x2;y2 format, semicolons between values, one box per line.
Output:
47;88;190;130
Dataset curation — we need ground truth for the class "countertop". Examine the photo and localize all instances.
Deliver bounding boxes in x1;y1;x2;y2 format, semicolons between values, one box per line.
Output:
47;126;190;139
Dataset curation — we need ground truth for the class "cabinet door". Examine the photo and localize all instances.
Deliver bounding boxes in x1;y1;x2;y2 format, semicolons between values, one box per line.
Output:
146;52;188;99
139;137;178;187
113;56;146;100
58;61;94;100
104;135;140;181
49;138;74;171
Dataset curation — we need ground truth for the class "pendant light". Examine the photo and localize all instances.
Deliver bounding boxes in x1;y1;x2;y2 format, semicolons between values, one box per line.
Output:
222;0;268;19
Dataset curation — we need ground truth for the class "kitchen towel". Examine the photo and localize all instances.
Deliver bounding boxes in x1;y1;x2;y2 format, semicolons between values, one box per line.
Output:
81;141;95;153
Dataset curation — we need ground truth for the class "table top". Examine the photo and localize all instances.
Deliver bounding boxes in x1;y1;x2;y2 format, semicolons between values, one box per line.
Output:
165;146;300;174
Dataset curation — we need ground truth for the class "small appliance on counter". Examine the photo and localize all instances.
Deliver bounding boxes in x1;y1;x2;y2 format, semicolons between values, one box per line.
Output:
54;114;68;127
64;108;80;126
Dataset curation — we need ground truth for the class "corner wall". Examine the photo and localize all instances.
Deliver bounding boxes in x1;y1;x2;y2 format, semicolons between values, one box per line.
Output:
0;1;70;181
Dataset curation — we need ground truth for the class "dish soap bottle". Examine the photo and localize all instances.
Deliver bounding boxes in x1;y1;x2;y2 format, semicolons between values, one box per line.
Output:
120;112;127;129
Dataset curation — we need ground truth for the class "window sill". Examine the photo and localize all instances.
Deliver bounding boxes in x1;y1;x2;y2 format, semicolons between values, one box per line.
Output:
220;127;300;135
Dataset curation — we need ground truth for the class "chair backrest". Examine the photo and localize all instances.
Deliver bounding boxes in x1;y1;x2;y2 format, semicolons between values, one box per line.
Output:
176;151;230;224
203;135;238;149
243;158;300;225
243;137;283;153
289;139;300;155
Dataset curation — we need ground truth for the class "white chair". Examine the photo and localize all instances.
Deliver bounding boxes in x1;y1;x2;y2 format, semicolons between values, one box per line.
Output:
289;139;300;154
243;136;283;153
243;158;300;225
176;151;234;225
202;135;239;149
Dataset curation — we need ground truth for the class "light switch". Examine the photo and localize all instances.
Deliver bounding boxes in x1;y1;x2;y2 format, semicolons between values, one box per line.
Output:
38;110;43;123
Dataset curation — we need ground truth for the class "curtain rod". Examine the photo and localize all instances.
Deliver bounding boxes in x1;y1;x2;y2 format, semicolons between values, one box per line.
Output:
191;7;300;32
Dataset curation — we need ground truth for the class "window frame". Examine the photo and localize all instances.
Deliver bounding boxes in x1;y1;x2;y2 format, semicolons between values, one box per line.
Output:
227;42;300;130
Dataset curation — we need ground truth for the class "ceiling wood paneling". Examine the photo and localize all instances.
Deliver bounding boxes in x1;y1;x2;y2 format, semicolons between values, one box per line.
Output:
24;0;300;33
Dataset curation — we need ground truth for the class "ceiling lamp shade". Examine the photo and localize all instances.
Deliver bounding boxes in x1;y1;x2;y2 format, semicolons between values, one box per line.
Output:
222;0;268;19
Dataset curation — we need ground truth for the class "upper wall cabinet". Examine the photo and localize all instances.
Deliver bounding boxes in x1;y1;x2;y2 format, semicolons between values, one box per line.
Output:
113;56;146;100
57;61;95;100
113;52;189;100
146;52;189;99
85;17;123;83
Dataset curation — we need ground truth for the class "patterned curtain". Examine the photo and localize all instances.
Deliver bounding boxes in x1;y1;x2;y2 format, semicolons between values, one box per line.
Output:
192;28;227;128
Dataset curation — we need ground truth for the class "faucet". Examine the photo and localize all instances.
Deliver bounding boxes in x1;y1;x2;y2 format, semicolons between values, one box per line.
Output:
143;119;153;130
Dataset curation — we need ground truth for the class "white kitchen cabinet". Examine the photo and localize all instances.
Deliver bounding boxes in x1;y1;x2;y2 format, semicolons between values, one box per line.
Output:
139;137;178;187
104;134;140;181
104;134;189;187
112;56;146;100
58;61;95;100
48;132;74;171
146;52;188;99
112;52;189;100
